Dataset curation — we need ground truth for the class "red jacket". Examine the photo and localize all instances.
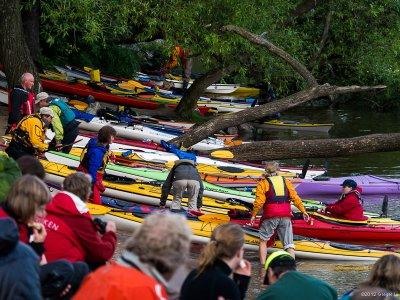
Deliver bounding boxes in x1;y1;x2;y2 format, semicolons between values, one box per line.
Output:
44;191;116;263
325;188;367;221
0;206;30;244
74;262;168;300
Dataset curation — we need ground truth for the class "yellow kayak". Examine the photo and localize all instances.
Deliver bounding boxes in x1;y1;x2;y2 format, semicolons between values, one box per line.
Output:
256;119;334;133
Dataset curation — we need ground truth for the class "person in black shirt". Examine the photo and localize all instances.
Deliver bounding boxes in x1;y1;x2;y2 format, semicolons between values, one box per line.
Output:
180;223;251;300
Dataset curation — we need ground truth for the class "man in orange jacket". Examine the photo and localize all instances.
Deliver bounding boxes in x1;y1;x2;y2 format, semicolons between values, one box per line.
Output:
250;162;309;266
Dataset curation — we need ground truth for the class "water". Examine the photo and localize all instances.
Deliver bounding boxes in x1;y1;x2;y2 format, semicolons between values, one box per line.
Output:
243;107;400;298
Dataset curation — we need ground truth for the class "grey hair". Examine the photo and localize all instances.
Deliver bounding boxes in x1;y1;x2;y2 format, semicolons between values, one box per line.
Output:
20;72;33;84
125;212;192;274
264;161;280;176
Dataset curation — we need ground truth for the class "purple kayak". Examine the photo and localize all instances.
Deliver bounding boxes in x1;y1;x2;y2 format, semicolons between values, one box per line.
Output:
294;175;400;195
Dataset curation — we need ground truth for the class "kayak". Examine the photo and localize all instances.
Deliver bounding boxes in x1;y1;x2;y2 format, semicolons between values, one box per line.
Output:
89;203;392;261
254;119;334;133
77;117;226;151
55;65;118;84
41;159;249;213
292;213;400;246
166;78;240;94
294;175;400;195
40;79;210;115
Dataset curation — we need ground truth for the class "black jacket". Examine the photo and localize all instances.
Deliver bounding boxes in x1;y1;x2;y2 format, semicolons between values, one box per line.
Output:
160;159;204;208
7;85;30;125
0;217;41;300
180;259;250;300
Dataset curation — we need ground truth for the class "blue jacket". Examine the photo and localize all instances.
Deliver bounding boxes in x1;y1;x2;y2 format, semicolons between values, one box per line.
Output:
81;138;109;184
0;218;41;300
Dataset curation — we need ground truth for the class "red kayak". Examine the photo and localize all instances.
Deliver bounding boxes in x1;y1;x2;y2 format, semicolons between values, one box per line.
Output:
292;217;400;246
41;79;210;115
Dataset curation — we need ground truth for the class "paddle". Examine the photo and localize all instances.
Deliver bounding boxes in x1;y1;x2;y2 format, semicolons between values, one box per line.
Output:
45;139;84;153
380;195;389;218
210;149;234;159
299;159;310;179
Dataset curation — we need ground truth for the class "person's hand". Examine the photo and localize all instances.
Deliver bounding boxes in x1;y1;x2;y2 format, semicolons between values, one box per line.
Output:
303;212;310;222
317;207;325;214
247;216;256;227
55;143;63;151
31;223;47;243
105;221;116;233
235;259;252;277
109;153;116;163
96;181;106;193
159;205;166;209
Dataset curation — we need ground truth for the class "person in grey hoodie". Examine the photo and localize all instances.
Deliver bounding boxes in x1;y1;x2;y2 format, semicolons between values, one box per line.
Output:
159;159;204;211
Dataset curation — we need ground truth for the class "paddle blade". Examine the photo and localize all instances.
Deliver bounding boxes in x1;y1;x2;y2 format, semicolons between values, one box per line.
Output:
198;213;230;224
210;150;234;159
87;203;111;215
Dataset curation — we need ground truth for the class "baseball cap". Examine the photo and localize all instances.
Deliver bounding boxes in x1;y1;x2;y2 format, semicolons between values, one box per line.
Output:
340;179;357;189
263;250;296;285
35;92;49;104
39;107;54;118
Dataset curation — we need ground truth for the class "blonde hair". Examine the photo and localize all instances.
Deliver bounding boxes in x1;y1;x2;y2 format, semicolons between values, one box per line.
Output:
125;212;191;275
197;223;244;275
5;175;51;223
361;254;400;293
264;161;279;177
63;172;92;201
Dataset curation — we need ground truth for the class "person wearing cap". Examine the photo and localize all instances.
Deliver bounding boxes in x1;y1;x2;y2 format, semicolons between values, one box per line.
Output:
257;250;337;300
5;107;53;160
249;161;309;265
6;73;36;133
321;179;367;221
36;92;79;153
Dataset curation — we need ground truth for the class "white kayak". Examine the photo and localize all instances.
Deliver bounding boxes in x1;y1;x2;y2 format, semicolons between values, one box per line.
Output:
77;117;225;151
166;79;240;94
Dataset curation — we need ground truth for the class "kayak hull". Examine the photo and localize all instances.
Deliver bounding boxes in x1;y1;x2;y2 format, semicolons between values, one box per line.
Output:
255;120;333;133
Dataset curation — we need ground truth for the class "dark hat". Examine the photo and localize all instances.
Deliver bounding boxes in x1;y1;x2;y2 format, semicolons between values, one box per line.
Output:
340;179;357;189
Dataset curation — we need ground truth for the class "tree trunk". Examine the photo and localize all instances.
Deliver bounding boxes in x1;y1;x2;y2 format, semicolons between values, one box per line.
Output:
170;84;386;147
209;133;400;160
222;25;318;87
0;0;38;88
309;11;333;69
175;65;236;120
21;0;41;62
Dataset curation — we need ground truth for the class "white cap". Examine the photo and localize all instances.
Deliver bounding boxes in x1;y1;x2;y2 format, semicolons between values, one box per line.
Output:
39;107;54;118
36;92;49;104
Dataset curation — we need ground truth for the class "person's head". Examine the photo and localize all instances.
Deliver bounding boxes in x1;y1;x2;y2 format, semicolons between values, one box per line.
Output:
98;125;116;145
63;172;92;201
20;73;34;90
264;251;296;285
197;223;245;275
264;161;280;177
341;179;357;195
124;212;191;279
16;156;45;179
4;175;51;223
361;254;400;293
35;92;50;108
39;107;54;127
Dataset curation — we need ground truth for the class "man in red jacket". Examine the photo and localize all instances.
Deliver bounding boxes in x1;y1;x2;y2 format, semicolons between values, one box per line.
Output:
322;179;367;221
44;172;117;269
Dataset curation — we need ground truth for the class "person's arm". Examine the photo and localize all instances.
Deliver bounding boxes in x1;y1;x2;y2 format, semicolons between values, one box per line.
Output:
50;106;64;143
325;195;359;215
9;90;26;124
251;180;268;217
73;217;117;263
160;169;174;206
233;273;251;300
18;251;42;300
27;119;48;152
87;151;103;184
285;179;306;213
197;179;204;209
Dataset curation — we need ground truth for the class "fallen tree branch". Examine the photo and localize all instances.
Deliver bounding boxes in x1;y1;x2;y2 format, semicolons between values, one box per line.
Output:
208;133;400;160
170;84;386;147
221;24;318;87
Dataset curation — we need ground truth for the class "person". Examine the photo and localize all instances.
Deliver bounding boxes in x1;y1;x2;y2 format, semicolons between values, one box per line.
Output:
36;92;80;153
159;158;204;212
321;179;367;221
0;217;42;300
0;175;89;298
5;107;53;160
249;161;309;265
164;45;193;90
0;153;21;202
44;172;117;268
16;155;45;179
74;212;192;299
77;125;116;204
257;250;337;300
180;223;251;300
340;254;400;300
6;72;35;133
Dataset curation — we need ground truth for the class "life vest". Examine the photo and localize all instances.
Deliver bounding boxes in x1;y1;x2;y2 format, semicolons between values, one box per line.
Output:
261;176;292;220
80;141;110;174
7;87;34;116
11;114;43;152
49;98;75;126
